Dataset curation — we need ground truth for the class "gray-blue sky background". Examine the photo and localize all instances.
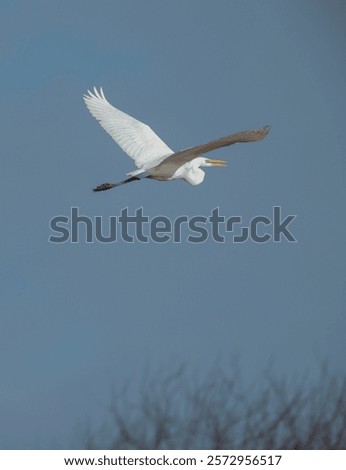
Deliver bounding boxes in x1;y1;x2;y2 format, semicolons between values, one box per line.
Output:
1;0;345;449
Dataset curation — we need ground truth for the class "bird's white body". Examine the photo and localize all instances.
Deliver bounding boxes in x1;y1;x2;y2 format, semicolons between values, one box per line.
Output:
83;87;269;192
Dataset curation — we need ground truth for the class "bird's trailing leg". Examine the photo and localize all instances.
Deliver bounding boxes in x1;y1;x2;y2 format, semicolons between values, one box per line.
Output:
93;176;140;192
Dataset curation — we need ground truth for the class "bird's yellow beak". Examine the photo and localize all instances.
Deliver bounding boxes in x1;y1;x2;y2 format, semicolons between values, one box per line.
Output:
206;158;227;167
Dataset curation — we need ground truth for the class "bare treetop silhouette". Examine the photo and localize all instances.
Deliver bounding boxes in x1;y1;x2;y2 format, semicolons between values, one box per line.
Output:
84;364;346;450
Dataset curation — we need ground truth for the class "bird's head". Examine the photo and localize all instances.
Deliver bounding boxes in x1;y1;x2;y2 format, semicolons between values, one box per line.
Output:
191;157;227;169
182;157;227;185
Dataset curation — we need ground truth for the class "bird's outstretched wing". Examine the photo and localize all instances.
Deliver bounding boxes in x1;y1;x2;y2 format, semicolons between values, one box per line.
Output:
157;126;271;170
83;87;174;172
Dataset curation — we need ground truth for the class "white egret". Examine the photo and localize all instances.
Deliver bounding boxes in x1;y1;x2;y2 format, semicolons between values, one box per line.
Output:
83;87;270;191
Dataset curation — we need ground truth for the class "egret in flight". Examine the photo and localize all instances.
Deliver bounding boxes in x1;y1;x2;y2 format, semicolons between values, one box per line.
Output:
83;87;270;192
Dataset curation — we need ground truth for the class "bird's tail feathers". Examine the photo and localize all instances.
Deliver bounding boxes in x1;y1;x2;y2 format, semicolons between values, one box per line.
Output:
126;168;147;177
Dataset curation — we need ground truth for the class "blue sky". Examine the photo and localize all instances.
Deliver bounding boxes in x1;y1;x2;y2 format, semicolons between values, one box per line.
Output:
1;0;345;449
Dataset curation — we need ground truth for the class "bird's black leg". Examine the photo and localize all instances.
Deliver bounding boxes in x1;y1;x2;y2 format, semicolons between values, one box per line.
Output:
93;176;140;192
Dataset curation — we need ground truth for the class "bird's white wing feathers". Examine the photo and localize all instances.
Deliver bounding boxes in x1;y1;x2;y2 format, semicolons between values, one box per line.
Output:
83;87;174;172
